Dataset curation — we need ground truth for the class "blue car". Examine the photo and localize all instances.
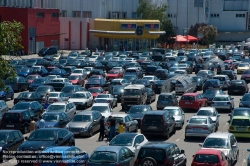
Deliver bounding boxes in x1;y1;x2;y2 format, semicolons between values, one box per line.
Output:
88;146;135;166
36;146;88;166
0;85;14;100
18;67;33;77
50;68;68;77
29;77;50;91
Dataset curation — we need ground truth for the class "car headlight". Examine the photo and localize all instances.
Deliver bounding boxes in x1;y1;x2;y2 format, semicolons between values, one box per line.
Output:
239;102;243;106
82;126;88;131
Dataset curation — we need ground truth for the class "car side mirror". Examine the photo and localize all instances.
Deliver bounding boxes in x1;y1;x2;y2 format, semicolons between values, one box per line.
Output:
232;144;237;148
199;143;203;147
217;114;220;117
25;136;28;140
186;120;189;122
134;143;139;148
180;150;185;154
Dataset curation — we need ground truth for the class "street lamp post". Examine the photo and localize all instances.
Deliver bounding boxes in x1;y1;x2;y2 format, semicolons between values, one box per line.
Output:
186;0;189;50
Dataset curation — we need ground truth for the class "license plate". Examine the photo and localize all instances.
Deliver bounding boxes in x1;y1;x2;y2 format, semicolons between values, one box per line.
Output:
237;127;246;131
185;102;190;104
6;125;14;127
148;126;157;129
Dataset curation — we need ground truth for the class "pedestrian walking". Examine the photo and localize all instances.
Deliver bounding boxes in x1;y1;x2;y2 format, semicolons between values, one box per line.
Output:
118;122;125;134
39;116;45;129
29;117;36;134
108;116;117;141
98;116;105;141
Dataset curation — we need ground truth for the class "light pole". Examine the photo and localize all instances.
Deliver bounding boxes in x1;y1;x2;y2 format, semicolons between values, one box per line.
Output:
186;0;189;50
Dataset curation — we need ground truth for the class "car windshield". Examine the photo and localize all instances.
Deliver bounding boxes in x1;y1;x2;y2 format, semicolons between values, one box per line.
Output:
0;134;7;144
96;95;109;98
213;97;229;101
47;105;65;112
62;87;74;92
108;71;119;74
72;115;92;122
89;151;117;163
73;70;82;73
33;79;45;83
233;109;250;116
71;93;87;99
242;95;250;101
113;87;124;93
194;154;219;163
159;95;172;100
129;106;148;113
232;119;250;126
192;77;201;82
36;87;50;93
49;93;59;97
243;70;250;74
164;109;181;116
91;106;108;113
88;79;101;84
109;136;133;146
28;130;55;141
88;88;101;93
239;63;249;67
43;114;59;122
142;77;153;80
12;103;30;110
204;90;221;95
203;138;229;148
18;93;31;98
123;89;139;95
189;118;207;124
197;110;216;116
230;81;243;85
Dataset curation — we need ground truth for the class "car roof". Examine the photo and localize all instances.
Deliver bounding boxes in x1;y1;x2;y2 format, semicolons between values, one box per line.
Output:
207;132;231;139
92;103;110;106
198;107;215;111
94;146;123;152
76;111;95;115
195;149;221;155
142;142;174;149
145;111;166;115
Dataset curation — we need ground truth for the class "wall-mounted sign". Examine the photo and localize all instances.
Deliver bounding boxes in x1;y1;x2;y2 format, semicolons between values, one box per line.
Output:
121;24;137;29
144;24;160;29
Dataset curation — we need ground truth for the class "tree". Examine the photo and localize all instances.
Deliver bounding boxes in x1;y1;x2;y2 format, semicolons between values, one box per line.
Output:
188;23;207;37
198;25;217;46
136;0;176;44
0;20;24;89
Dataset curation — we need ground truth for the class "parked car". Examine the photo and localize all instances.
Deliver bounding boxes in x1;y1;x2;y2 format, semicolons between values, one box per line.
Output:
228;80;248;95
229;107;250;122
203;89;224;106
38;47;58;56
94;94;117;108
219;70;237;80
90;103;113;118
140;111;176;139
211;94;234;112
36;112;71;128
41;92;69;105
16;128;75;164
66;111;102;137
212;75;231;90
14;92;42;105
5;76;29;92
68;91;93;109
68;75;85;86
0;100;9;114
156;92;178;110
191;76;204;90
45;101;76;119
202;79;221;93
145;88;156;104
88;87;106;98
61;85;83;97
35;85;55;97
179;93;207;111
28;77;50;91
0;85;14;101
191;149;229;166
134;142;186;166
163;106;185;129
11;101;44;116
228;116;250;138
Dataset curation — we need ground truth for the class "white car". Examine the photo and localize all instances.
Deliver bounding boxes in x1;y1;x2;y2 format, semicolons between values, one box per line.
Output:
108;133;148;157
41;92;69;105
90;103;113;118
71;69;87;79
94;94;117;108
68;91;93;109
84;67;94;76
142;75;159;83
89;55;99;61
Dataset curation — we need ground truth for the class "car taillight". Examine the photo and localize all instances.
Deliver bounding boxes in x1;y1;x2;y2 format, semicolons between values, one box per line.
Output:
202;127;208;130
164;158;168;164
229;126;234;130
107;100;111;103
135;158;139;163
116;163;120;166
19;113;22;122
227;102;231;105
53;99;58;102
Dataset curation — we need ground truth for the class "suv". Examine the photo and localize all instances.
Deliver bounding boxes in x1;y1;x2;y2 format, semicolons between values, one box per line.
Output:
156;93;178;110
141;111;176;139
134;142;186;166
1;110;38;133
38;47;58;57
199;132;239;166
45;101;76;119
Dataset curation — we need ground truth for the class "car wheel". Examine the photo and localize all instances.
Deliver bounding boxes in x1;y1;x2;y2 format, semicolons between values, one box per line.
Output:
172;126;176;134
165;130;169;139
85;103;88;109
141;157;157;166
115;101;117;107
11;94;14;100
185;134;188;140
134;125;138;132
88;129;93;137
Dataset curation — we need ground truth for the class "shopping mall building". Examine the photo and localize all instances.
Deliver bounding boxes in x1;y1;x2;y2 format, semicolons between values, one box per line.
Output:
1;0;250;54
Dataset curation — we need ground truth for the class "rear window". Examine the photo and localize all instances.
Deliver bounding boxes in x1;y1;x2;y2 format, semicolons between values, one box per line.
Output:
143;115;163;125
213;77;225;81
232;119;250;126
89;151;117;163
189;118;207;124
3;113;20;122
194;154;219;163
138;148;164;161
181;96;195;101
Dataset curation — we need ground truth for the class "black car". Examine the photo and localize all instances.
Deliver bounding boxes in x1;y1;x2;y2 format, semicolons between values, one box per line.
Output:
0;130;24;162
219;70;237;80
1;110;38;133
28;77;51;91
61;85;83;97
141;111;176;139
85;78;109;91
135;142;186;166
16;128;75;164
146;88;156;104
5;76;29;92
61;66;77;77
152;80;167;94
38;47;58;57
14;92;43;105
202;79;221;93
191;76;204;90
126;105;152;128
203;89;224;106
111;85;126;102
134;79;151;88
11;101;44;116
145;65;162;75
239;93;250;108
154;69;169;80
228;80;248;95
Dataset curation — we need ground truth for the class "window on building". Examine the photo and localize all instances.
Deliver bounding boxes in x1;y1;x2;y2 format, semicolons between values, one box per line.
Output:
72;11;81;17
83;11;92;18
52;12;59;18
61;11;67;17
122;12;127;19
36;12;44;18
168;14;176;18
236;14;245;17
210;14;220;18
132;12;137;19
112;12;120;19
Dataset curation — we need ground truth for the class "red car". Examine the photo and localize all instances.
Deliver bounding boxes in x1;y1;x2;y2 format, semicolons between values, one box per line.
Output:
192;149;228;166
106;70;123;81
68;75;85;86
224;60;234;70
26;74;42;84
88;87;106;98
179;93;207;110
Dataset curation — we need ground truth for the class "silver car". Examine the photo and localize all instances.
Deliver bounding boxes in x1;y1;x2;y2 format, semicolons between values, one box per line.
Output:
211;94;234;112
196;107;220;131
185;116;216;139
66;111;102;137
212;75;231;90
41;92;69;105
94;94;117;108
163;106;185;129
199;132;239;166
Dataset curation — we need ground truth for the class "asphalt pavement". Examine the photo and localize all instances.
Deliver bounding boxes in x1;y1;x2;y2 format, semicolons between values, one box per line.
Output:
0;57;249;165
